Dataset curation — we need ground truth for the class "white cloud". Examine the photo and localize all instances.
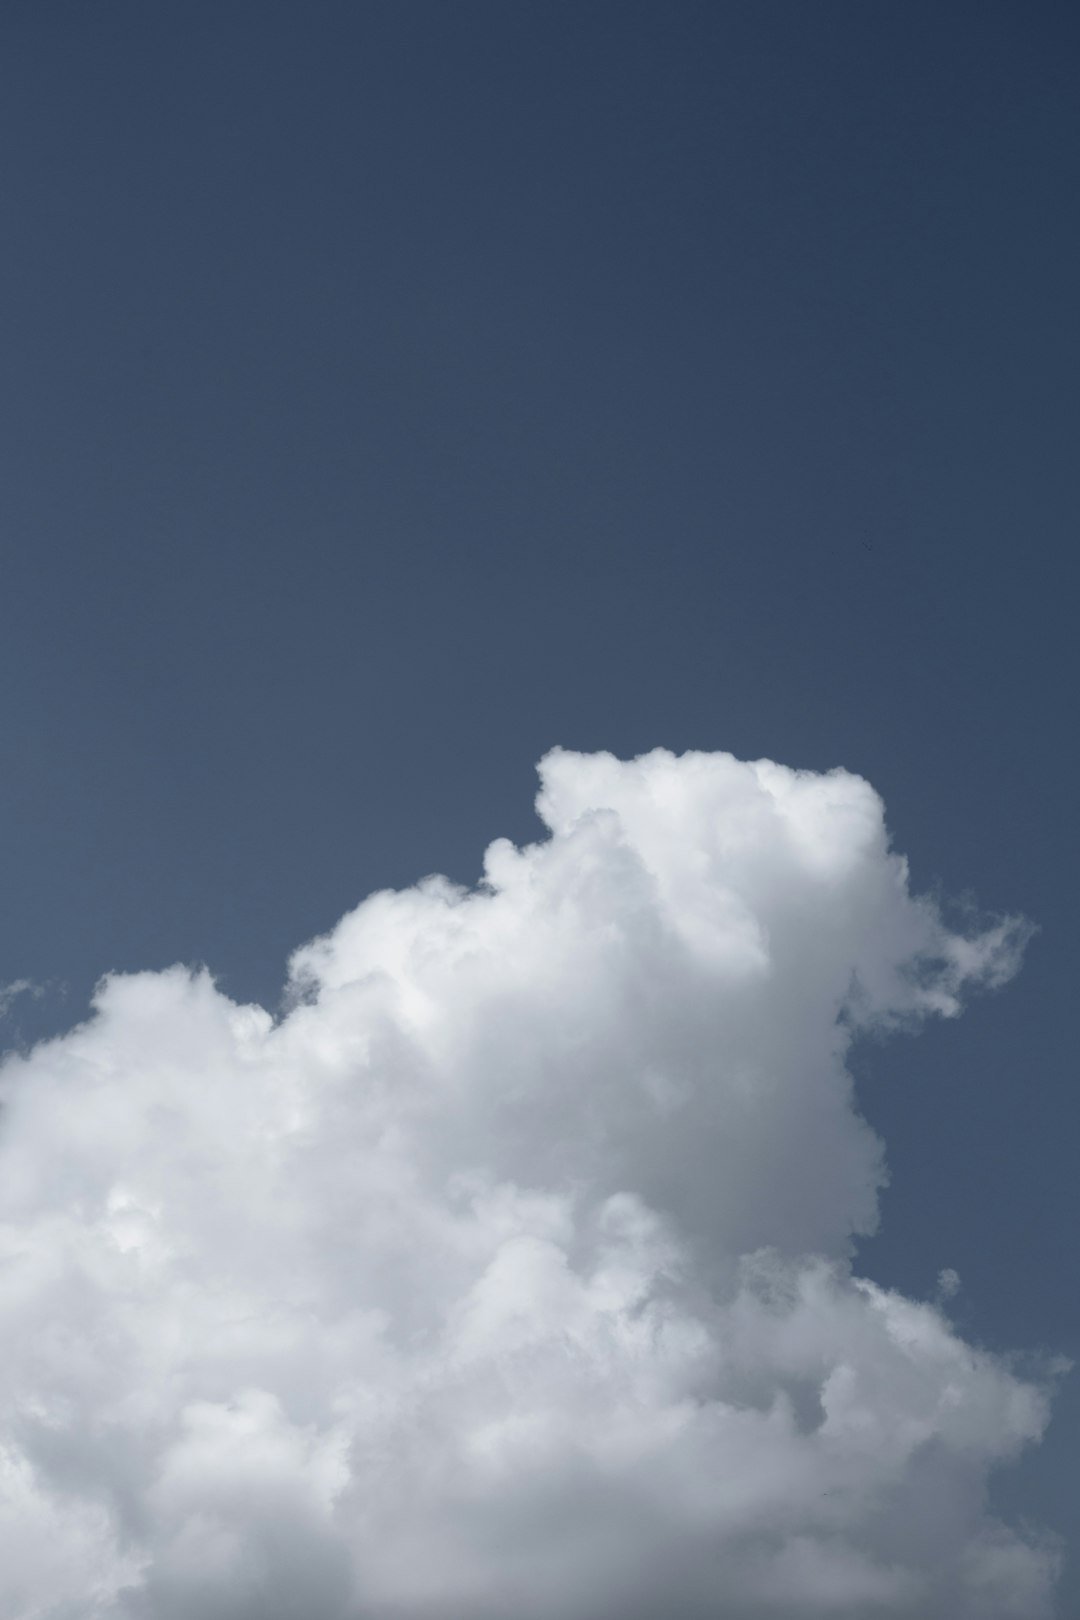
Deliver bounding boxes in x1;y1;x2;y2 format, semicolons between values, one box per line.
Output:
0;748;1059;1618
0;979;42;1020
937;1267;962;1302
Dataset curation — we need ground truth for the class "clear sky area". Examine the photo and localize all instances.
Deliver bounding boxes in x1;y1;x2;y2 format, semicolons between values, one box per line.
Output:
1;5;1077;1616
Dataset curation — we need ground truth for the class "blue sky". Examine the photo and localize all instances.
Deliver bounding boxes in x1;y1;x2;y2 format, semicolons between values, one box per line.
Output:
1;5;1077;1614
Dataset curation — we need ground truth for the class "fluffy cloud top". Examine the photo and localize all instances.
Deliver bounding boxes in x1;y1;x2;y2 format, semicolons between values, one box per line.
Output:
0;748;1058;1618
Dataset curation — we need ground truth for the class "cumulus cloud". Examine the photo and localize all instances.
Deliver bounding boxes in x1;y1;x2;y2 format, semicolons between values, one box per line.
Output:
0;747;1059;1618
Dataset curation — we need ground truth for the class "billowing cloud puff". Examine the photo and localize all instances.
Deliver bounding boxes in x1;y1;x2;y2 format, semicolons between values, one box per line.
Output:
0;748;1059;1618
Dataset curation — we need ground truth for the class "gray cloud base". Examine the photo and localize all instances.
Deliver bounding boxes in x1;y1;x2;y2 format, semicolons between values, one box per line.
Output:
0;748;1058;1617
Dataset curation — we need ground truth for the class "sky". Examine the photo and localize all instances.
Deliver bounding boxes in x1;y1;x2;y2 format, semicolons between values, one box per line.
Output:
1;3;1078;1615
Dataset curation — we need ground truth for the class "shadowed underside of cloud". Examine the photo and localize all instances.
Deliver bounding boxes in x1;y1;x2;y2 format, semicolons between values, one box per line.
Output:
0;748;1059;1619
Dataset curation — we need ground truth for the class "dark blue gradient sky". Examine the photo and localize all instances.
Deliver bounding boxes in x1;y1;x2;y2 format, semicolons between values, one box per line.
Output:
2;0;1078;1593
